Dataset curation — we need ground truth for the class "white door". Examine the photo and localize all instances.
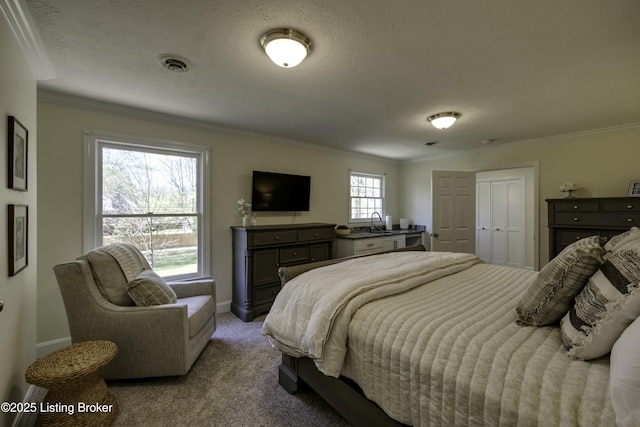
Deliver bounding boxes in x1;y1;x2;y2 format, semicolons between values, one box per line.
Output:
475;177;525;267
431;171;476;253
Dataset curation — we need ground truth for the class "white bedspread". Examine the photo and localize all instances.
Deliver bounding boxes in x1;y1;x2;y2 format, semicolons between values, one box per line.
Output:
262;251;482;376
263;251;615;426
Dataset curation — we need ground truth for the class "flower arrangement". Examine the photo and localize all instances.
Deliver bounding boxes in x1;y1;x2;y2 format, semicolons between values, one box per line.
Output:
560;182;578;198
237;198;251;216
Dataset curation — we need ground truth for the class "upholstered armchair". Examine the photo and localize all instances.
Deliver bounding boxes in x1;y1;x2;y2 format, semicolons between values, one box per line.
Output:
53;243;216;380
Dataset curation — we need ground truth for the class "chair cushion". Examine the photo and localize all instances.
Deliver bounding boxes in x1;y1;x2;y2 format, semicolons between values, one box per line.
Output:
126;270;177;306
515;235;604;326
82;251;135;306
179;295;216;337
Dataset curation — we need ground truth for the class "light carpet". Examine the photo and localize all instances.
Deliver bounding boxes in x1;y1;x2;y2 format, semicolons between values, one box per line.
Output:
22;312;350;427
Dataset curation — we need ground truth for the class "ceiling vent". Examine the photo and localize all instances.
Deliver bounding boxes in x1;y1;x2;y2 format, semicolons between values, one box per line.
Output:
158;54;191;73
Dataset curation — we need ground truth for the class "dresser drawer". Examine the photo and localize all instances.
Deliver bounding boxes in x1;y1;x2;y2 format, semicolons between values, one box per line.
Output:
253;284;281;306
556;212;640;227
557;229;602;246
251;230;298;246
602;200;640;212
298;227;334;242
553;201;600;212
280;245;309;264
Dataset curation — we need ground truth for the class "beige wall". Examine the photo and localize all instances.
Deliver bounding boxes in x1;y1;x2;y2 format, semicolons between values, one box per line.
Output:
1;23;38;427
36;100;400;344
398;126;640;264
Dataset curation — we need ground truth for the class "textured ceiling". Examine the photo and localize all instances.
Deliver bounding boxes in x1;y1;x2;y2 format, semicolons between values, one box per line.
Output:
24;0;640;160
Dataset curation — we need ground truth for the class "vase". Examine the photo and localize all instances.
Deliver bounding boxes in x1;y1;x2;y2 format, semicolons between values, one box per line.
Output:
242;215;251;227
564;190;575;199
251;214;258;226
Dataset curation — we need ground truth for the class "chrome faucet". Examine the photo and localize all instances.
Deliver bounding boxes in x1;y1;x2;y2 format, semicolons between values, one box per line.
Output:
370;211;383;231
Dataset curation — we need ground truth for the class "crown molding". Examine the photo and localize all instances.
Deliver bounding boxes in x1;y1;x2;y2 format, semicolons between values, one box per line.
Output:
0;0;54;80
403;121;640;164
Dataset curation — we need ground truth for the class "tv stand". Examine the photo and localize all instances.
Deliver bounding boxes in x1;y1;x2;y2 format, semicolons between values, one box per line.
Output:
230;223;335;321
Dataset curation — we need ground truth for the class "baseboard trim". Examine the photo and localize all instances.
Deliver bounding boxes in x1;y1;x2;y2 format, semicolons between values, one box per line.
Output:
36;337;71;358
11;384;42;427
217;300;231;314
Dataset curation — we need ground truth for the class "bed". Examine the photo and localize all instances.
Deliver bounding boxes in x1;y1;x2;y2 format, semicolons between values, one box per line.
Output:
262;233;640;427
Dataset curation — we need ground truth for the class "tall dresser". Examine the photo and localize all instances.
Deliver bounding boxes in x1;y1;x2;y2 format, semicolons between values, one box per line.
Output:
231;223;335;321
547;197;640;260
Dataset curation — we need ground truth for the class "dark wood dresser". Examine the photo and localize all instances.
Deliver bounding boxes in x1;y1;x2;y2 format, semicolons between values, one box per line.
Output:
547;197;640;260
231;223;335;321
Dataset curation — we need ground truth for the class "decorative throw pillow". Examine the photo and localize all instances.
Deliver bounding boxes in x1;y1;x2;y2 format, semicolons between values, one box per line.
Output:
126;270;177;306
515;235;604;326
604;227;640;253
560;248;640;360
610;316;640;426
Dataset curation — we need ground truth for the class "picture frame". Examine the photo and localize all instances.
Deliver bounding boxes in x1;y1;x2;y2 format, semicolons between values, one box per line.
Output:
7;116;28;191
628;180;640;198
8;204;28;276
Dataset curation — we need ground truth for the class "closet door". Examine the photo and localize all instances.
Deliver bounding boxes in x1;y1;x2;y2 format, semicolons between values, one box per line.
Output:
476;177;524;267
490;181;507;265
476;182;491;263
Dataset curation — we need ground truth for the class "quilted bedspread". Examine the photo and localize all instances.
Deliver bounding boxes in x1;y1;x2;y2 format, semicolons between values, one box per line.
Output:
262;251;482;376
263;251;615;426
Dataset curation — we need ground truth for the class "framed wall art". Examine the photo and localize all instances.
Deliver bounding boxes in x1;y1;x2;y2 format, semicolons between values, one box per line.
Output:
628;180;640;198
8;204;28;276
8;116;28;191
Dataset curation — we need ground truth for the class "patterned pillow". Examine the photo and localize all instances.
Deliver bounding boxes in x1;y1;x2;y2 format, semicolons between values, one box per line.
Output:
604;227;640;252
560;248;640;360
126;270;177;306
515;235;604;326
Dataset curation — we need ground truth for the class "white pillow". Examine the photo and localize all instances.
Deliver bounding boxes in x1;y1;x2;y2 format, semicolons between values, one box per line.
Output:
611;316;640;427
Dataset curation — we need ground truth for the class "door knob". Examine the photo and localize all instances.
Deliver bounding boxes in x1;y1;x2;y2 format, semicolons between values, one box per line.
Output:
432;233;439;237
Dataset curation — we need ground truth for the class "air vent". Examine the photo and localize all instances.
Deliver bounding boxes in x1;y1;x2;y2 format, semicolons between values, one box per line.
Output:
158;54;192;73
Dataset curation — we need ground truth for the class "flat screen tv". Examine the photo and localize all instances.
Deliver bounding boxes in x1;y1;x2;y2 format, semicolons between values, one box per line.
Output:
251;171;311;212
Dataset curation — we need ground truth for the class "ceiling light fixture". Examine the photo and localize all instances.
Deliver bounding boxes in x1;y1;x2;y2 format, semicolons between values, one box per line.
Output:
158;54;191;73
260;28;312;68
427;112;460;129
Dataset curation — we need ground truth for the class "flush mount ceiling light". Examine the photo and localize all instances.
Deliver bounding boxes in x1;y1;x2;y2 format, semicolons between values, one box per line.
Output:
427;112;460;129
260;28;312;68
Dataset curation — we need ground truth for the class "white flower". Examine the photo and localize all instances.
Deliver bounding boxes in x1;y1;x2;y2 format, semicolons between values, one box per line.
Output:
237;198;251;215
560;182;577;192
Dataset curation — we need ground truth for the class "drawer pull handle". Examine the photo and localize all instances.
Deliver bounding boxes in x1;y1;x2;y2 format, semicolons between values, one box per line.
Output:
573;217;579;221
273;290;278;295
314;233;319;237
274;236;279;240
628;205;634;209
573;205;579;209
293;252;297;256
576;236;582;240
628;218;634;223
367;243;375;247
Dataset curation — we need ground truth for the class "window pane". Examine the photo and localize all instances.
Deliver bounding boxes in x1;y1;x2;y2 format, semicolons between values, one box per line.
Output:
102;147;197;215
103;215;198;276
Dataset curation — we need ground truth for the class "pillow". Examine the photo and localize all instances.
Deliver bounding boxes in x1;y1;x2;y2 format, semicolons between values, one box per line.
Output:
515;235;604;326
126;270;177;306
610;316;640;427
83;251;135;306
605;227;640;253
560;248;640;360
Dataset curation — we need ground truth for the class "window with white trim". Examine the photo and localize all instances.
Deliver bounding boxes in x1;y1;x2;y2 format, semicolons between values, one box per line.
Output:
349;171;385;222
84;131;210;280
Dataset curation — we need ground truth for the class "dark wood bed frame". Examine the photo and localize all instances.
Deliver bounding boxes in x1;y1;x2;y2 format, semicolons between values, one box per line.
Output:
274;245;426;427
279;354;406;427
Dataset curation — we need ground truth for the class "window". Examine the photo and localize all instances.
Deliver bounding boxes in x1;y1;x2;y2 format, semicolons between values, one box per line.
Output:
349;171;385;222
84;131;210;279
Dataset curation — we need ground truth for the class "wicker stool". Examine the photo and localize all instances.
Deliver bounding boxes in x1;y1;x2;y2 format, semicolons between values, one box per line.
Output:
25;340;118;426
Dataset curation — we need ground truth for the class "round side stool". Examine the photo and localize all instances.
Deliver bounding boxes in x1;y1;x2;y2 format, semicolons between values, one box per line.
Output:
25;340;118;426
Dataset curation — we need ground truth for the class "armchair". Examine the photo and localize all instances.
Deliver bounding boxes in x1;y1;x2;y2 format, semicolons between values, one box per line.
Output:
53;243;216;380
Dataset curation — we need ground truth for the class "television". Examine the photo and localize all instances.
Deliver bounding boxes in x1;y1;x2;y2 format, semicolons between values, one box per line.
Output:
251;171;311;212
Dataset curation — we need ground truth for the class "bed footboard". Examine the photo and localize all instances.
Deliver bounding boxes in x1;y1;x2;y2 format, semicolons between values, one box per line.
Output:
279;354;405;427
